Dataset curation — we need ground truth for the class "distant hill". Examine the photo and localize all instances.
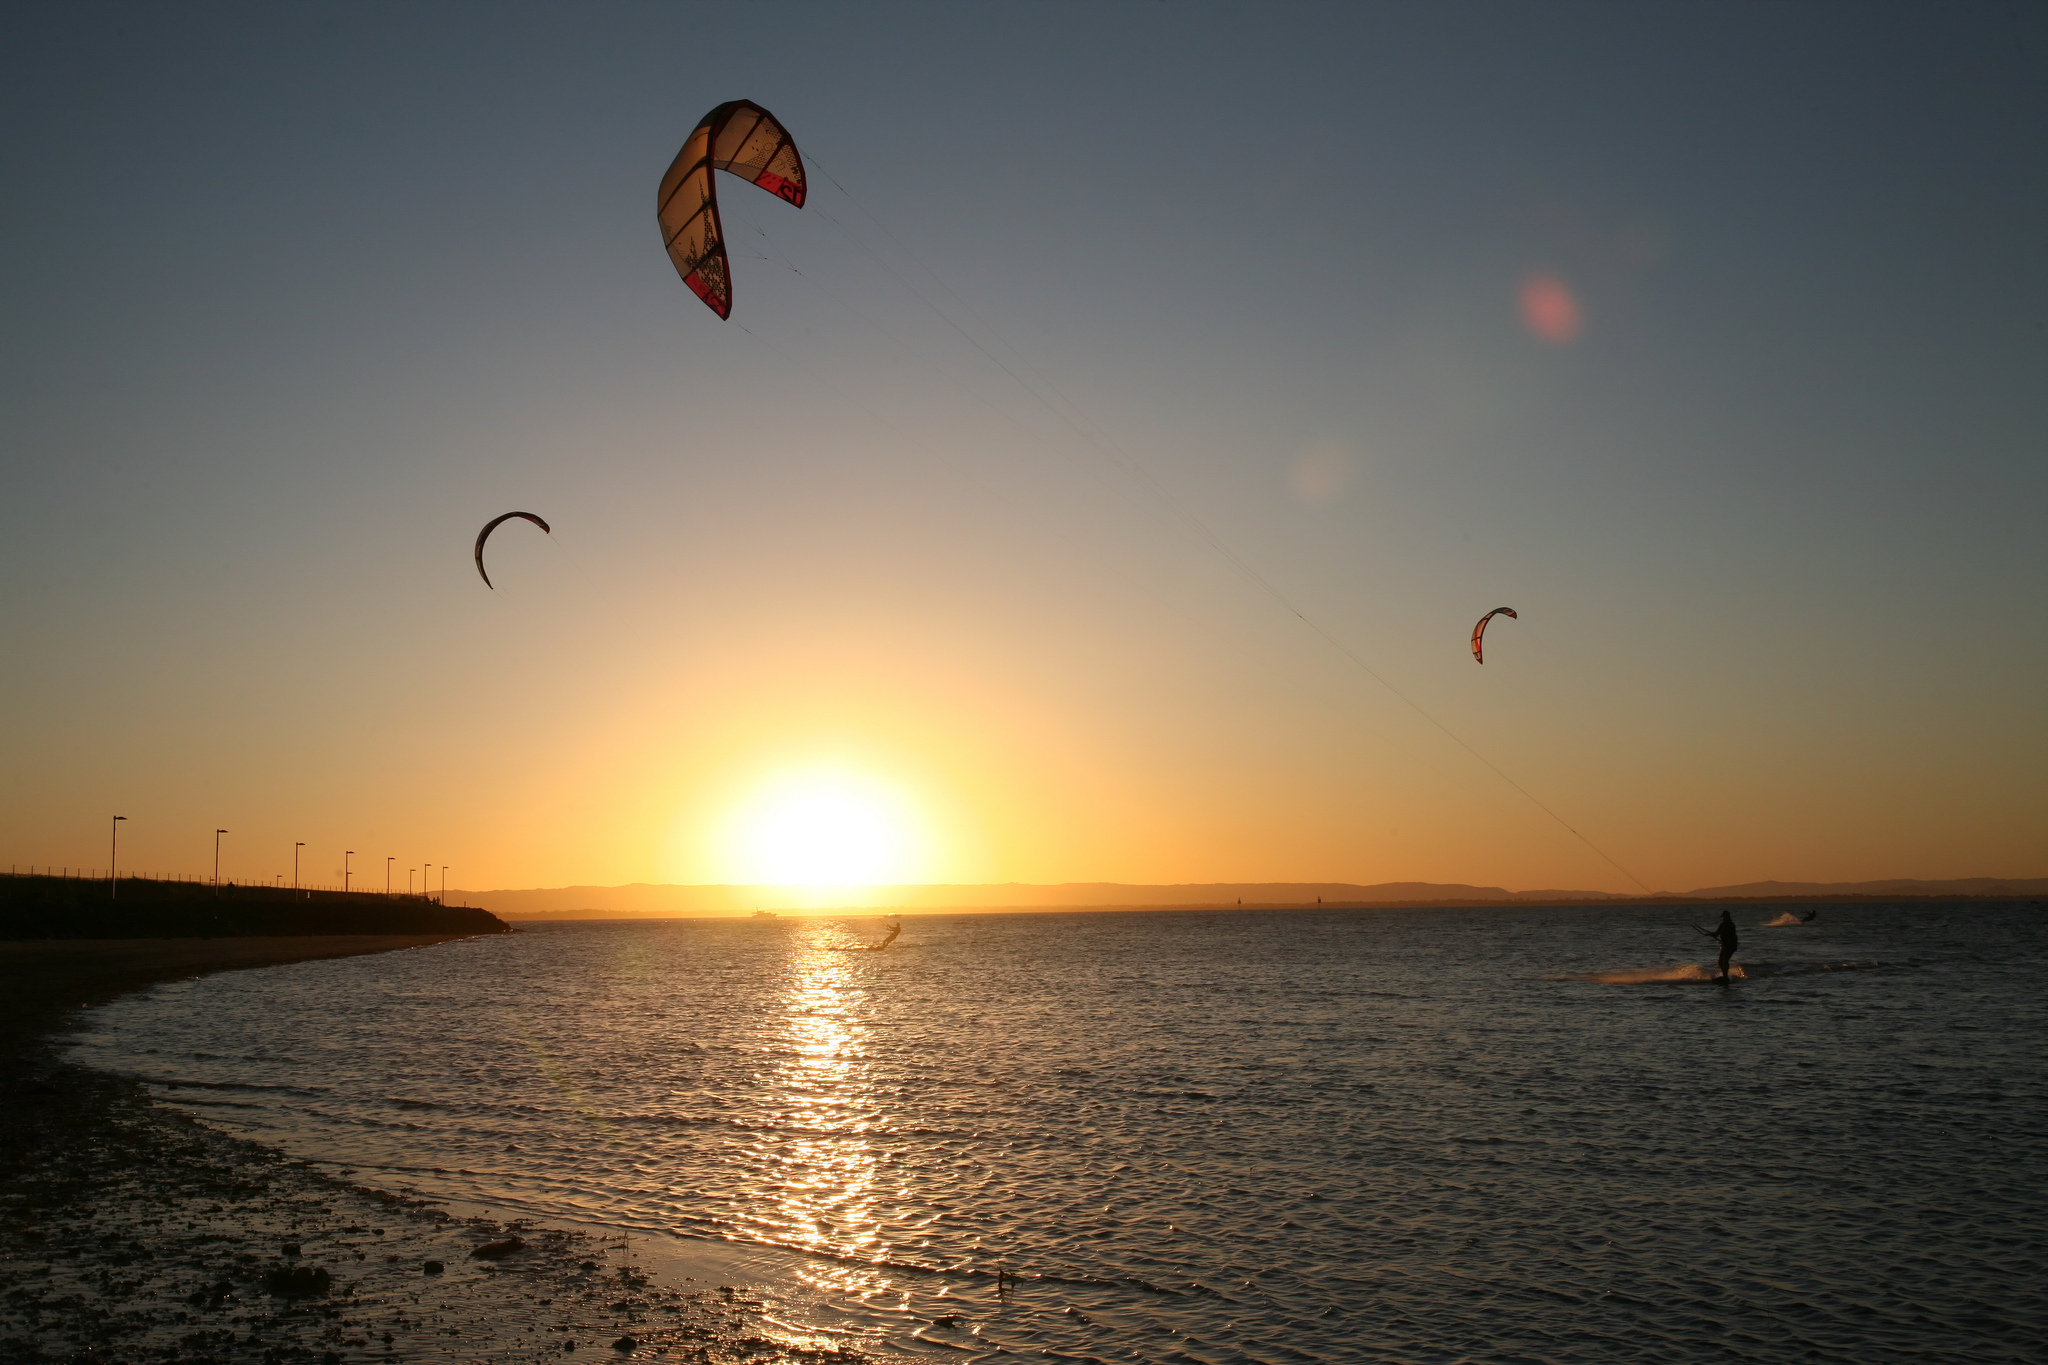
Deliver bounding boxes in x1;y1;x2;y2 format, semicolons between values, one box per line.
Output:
452;875;2048;919
455;880;1626;919
1684;876;2048;899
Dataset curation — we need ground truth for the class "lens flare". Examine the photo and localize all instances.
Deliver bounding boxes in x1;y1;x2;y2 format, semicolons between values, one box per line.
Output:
1286;439;1357;504
1518;271;1582;344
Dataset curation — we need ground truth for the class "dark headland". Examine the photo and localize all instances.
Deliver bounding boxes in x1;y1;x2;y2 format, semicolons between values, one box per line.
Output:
0;872;509;942
0;878;859;1365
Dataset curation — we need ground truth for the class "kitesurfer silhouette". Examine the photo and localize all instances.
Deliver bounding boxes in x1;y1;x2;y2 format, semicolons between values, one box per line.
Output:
1695;911;1739;983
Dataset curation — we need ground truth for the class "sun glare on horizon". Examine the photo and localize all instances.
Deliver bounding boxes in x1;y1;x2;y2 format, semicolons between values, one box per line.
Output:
719;769;929;887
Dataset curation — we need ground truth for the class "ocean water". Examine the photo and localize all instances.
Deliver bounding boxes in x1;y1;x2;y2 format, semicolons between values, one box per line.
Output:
68;904;2048;1363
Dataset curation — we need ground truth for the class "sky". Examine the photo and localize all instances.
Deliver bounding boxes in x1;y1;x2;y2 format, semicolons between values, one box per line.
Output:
2;2;2043;897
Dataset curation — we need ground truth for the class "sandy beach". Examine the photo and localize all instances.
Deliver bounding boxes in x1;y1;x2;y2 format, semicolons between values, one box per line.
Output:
0;939;891;1365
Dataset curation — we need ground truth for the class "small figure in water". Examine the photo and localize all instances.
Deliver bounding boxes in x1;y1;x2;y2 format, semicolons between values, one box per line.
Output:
1801;908;1818;922
1696;911;1739;983
874;918;900;951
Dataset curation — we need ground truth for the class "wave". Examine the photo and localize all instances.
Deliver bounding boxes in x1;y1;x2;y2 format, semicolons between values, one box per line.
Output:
1566;961;1884;985
1743;960;1884;977
1565;963;1725;984
146;1077;331;1096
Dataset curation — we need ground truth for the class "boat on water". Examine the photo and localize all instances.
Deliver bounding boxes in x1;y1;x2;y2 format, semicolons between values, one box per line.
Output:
750;909;776;919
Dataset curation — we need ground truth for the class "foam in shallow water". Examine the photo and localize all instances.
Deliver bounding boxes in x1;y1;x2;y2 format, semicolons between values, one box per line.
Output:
1570;959;1884;984
69;904;2047;1363
1571;961;1734;984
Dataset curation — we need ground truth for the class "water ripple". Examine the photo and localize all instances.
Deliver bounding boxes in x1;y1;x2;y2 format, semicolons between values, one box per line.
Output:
68;903;2048;1363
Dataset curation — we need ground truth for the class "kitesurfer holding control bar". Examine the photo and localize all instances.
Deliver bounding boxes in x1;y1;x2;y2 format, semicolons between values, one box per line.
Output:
1695;911;1739;983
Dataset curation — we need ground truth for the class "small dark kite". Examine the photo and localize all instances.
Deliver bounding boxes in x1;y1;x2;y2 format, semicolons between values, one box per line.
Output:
474;512;551;589
1471;607;1518;664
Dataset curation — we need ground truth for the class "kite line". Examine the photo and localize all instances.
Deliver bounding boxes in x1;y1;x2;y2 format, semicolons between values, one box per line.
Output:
669;126;1654;894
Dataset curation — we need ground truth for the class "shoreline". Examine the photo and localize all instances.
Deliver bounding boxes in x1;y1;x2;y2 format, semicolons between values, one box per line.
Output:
0;937;907;1364
0;937;482;1046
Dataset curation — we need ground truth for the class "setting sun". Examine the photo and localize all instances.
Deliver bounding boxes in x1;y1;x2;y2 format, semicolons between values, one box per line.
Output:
720;769;928;887
7;9;2043;1365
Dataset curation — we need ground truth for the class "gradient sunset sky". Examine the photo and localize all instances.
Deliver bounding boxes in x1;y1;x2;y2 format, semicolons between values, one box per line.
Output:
3;3;2042;895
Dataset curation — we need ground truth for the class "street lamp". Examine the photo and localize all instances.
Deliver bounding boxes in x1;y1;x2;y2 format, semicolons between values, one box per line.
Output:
294;842;304;894
110;816;126;900
439;866;447;903
344;851;354;893
213;829;228;896
386;856;394;895
408;867;416;896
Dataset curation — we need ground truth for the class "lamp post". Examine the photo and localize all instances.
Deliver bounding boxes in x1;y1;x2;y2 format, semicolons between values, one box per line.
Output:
213;829;228;896
294;842;304;894
407;867;416;896
386;857;394;895
439;866;446;903
344;850;353;893
110;816;126;900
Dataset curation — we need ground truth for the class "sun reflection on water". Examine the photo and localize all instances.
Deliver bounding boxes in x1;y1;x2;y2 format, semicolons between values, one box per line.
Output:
752;932;899;1303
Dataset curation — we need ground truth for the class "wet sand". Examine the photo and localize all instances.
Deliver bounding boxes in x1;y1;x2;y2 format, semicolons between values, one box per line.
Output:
0;938;893;1364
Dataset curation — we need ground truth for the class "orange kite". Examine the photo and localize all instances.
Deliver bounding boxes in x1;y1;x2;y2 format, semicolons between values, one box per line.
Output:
657;100;806;319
